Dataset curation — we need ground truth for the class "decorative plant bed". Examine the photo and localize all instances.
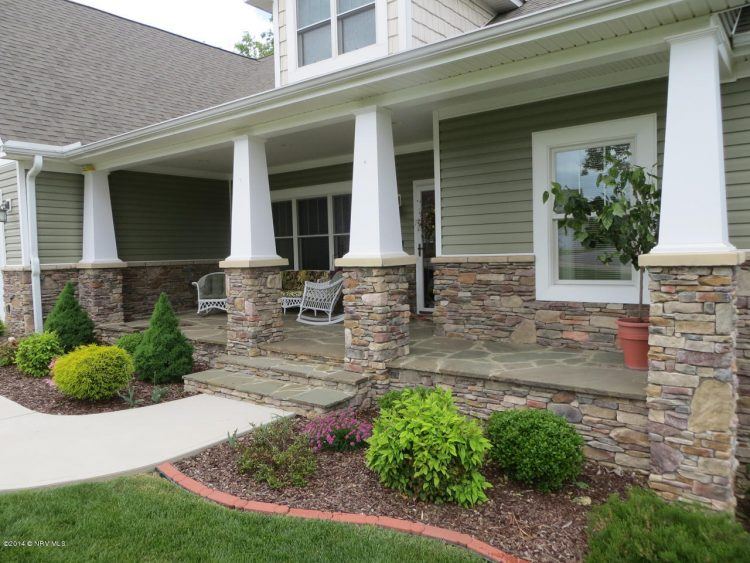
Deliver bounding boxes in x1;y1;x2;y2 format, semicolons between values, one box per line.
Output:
0;365;194;415
174;416;644;562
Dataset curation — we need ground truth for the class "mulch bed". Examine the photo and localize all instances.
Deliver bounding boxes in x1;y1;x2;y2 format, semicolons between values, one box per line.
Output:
175;417;644;562
0;365;194;415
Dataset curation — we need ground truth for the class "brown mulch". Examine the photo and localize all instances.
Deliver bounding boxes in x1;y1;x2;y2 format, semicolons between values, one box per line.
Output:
0;365;195;415
175;417;644;562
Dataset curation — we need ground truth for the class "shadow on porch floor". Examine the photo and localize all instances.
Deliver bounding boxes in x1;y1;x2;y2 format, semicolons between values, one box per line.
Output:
114;312;646;400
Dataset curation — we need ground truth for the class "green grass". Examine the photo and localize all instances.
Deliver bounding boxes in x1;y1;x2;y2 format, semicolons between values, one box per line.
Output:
0;475;479;562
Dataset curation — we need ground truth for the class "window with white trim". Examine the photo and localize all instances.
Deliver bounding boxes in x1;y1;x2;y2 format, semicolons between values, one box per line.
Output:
532;115;657;304
272;193;351;270
296;0;376;67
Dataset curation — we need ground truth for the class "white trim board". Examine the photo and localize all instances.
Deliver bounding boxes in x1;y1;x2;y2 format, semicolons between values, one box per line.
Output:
532;114;657;304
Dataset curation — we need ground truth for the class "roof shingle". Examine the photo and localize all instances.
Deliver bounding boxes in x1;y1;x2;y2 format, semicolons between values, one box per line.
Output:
0;0;274;145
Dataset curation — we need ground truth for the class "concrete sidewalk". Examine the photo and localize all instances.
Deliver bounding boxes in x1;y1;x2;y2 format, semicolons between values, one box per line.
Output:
0;394;288;492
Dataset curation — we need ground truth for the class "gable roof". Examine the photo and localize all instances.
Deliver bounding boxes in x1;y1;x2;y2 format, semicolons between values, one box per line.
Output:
0;0;274;146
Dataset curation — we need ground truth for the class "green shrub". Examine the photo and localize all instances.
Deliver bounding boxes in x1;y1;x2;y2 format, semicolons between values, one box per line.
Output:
43;282;95;352
116;332;144;356
238;417;316;489
0;339;17;366
16;332;63;377
587;488;750;562
53;345;134;400
133;294;193;383
366;387;491;507
377;386;431;412
0;319;6;336
486;408;584;492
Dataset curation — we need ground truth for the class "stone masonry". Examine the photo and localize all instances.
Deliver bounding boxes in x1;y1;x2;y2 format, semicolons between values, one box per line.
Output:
77;267;125;325
342;266;411;376
3;269;33;337
225;267;283;357
646;265;738;512
432;257;641;351
122;261;219;320
731;262;750;498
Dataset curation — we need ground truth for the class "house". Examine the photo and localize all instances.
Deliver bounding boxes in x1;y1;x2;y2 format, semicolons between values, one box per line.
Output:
1;0;749;512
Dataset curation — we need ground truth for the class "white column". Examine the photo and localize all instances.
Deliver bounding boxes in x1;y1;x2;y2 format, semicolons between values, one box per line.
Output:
80;170;122;265
221;135;286;267
337;107;414;266
649;28;735;257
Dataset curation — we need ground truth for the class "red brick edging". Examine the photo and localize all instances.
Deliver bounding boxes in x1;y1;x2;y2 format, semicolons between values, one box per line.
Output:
156;463;525;563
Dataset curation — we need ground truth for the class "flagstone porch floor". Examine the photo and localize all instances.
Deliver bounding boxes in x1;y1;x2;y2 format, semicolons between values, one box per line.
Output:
116;312;647;400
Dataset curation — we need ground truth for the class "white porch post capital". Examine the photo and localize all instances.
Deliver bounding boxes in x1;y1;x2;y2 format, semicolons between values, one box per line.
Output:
221;134;287;268
645;27;737;263
336;106;415;267
80;169;123;266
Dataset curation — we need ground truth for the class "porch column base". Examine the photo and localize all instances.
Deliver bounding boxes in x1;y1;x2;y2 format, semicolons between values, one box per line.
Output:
77;266;125;325
2;269;34;337
646;264;738;512
224;266;284;357
342;266;411;377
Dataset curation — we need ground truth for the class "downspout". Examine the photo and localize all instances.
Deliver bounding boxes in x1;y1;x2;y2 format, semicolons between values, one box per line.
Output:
25;155;43;333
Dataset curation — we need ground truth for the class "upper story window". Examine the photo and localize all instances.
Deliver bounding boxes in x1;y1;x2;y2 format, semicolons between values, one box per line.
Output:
289;0;386;82
297;0;376;67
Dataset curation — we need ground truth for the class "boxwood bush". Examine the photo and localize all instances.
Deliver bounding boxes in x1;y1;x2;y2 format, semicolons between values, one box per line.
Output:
116;332;144;356
486;408;584;491
366;387;491;507
53;345;134;400
44;282;95;352
133;294;193;383
587;488;750;562
16;332;63;377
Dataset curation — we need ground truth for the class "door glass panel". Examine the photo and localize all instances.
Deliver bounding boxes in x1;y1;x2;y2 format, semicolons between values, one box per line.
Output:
272;201;293;237
334;235;349;259
298;198;328;236
419;190;436;309
299;237;330;270
275;238;294;270
333;194;351;234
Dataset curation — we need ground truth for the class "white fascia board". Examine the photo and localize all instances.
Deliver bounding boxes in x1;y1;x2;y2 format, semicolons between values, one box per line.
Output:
11;0;737;168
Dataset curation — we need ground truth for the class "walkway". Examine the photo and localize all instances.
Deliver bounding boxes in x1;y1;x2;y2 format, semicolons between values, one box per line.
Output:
0;394;288;492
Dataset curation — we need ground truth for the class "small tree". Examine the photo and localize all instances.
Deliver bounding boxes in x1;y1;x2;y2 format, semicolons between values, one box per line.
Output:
133;293;193;384
235;30;274;58
542;152;660;321
44;282;95;352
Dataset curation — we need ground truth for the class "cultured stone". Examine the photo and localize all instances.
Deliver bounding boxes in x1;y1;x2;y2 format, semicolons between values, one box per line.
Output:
548;403;582;423
78;267;125;325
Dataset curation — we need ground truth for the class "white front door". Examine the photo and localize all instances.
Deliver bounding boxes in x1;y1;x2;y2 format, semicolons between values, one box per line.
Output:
413;180;436;313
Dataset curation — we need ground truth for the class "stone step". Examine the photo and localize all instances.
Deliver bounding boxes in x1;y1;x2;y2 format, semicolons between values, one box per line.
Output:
216;354;369;394
183;369;357;416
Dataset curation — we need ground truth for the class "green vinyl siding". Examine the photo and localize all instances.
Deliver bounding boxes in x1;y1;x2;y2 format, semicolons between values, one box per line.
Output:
268;151;434;254
724;77;750;249
0;163;21;265
36;171;83;264
439;79;668;255
109;172;230;261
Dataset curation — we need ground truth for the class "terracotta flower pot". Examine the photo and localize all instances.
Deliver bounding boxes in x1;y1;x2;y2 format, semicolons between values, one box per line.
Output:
617;317;649;370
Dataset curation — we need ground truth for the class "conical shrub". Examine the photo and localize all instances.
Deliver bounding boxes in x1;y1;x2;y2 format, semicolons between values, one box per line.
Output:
44;282;95;352
133;293;193;383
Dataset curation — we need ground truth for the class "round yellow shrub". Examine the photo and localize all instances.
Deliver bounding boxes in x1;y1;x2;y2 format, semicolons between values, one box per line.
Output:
53;345;134;400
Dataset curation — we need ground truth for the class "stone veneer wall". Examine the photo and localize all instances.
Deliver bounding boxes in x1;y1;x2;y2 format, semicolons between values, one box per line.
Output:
380;369;650;473
432;257;641;351
647;265;738;512
734;262;750;498
122;261;220;320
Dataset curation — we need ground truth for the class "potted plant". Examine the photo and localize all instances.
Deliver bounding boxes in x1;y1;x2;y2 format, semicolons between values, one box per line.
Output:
543;152;660;370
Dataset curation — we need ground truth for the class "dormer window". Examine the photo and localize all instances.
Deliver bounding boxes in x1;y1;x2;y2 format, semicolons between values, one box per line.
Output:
289;0;386;82
297;0;376;67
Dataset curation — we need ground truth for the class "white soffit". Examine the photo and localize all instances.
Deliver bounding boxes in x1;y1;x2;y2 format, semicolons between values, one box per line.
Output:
245;0;273;13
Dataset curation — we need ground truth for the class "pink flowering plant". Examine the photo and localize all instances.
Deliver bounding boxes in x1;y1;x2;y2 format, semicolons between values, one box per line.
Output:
303;408;373;452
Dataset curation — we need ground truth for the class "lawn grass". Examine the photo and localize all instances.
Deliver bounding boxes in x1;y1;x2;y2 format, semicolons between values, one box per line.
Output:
0;475;479;562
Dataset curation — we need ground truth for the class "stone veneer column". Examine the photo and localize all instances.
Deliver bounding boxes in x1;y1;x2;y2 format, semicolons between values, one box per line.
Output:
342;266;411;376
224;267;283;357
77;266;125;325
2;268;34;336
646;265;739;511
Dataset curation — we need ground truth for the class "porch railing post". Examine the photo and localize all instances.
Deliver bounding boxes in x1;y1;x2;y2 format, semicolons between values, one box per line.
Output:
336;107;416;376
221;134;288;357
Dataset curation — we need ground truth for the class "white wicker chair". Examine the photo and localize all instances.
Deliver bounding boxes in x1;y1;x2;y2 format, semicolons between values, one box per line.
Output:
192;272;228;315
297;273;344;325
